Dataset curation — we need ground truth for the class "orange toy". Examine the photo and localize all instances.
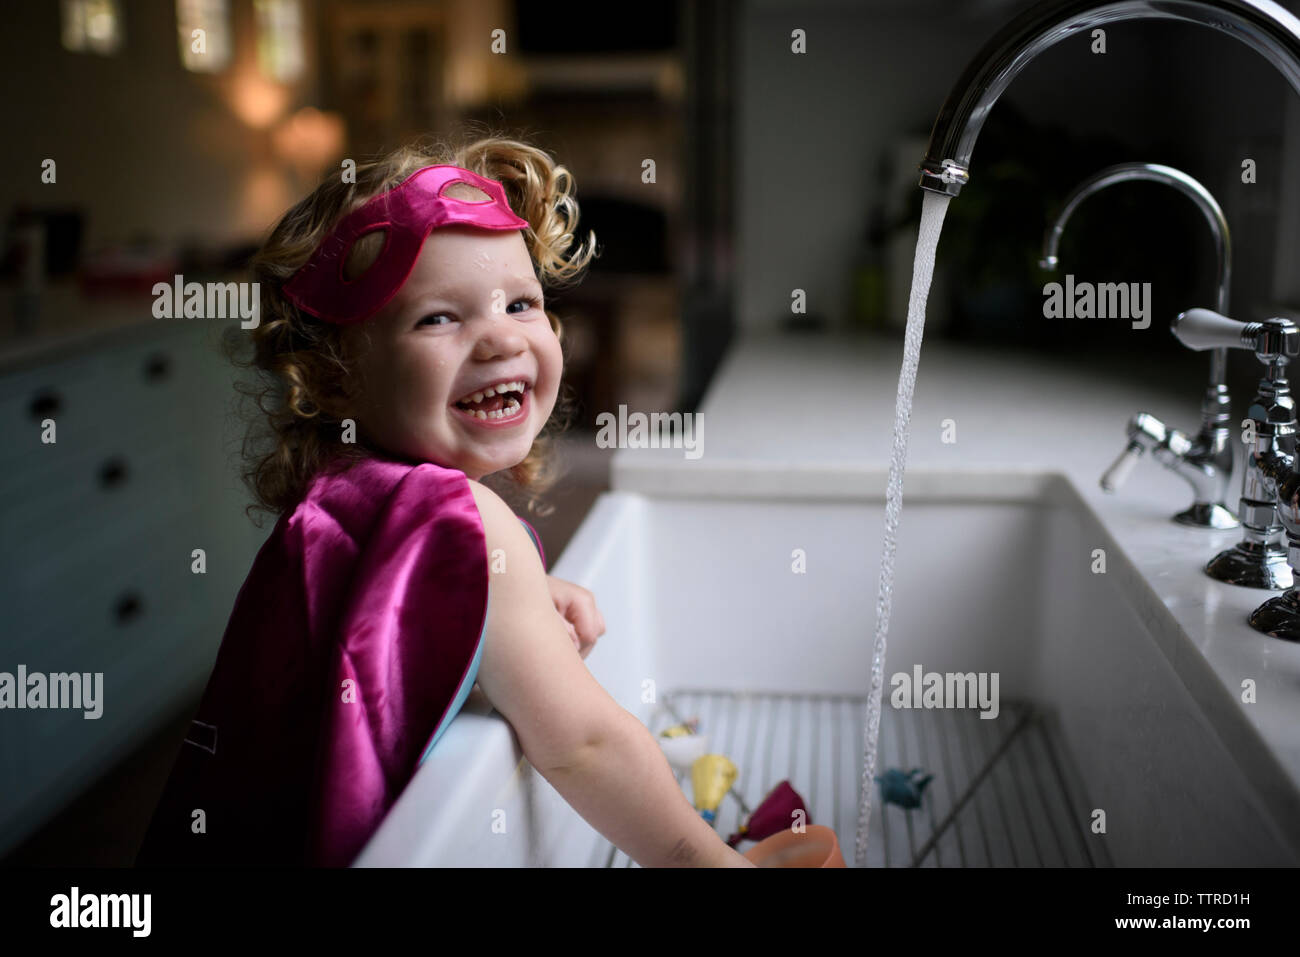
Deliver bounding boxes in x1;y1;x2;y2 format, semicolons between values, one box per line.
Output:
741;825;846;868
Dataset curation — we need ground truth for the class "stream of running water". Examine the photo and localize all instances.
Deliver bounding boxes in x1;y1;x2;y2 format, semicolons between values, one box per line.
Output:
854;189;952;867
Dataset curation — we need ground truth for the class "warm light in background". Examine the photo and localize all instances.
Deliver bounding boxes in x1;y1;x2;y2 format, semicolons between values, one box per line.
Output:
271;107;347;182
238;161;296;237
227;68;292;129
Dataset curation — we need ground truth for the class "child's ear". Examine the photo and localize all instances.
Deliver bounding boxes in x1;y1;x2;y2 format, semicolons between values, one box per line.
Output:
314;361;359;421
318;391;352;421
330;332;362;403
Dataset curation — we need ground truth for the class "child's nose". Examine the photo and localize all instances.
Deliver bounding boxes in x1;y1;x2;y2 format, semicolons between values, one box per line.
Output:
470;312;527;358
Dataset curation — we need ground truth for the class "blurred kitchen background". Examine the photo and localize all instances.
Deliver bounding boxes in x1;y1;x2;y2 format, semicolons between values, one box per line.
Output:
2;0;1298;865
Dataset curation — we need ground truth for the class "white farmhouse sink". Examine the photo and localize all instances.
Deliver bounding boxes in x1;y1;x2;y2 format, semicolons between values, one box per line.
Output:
356;467;1299;867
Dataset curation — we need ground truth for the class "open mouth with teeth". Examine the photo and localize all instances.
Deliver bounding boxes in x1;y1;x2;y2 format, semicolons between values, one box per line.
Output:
452;379;529;421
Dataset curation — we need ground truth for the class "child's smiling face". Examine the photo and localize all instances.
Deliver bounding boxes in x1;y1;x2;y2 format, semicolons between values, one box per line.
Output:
340;224;561;480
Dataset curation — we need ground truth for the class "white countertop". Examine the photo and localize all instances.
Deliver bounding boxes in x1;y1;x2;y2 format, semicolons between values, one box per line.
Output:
611;326;1300;843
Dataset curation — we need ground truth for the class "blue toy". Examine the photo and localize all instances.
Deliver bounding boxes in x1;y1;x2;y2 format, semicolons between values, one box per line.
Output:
875;767;933;809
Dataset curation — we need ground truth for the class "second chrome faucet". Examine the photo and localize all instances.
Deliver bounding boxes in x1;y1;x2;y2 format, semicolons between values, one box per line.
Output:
1040;163;1239;531
1041;161;1300;604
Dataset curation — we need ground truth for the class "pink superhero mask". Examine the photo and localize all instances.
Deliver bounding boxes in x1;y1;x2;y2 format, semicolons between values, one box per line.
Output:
282;164;531;325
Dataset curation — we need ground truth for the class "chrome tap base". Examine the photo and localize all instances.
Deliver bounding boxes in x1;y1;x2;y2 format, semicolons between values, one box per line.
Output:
1100;411;1239;530
1206;541;1294;590
1248;589;1300;641
1175;502;1240;530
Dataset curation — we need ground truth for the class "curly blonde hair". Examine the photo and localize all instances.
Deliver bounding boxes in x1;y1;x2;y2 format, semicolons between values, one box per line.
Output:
225;129;597;525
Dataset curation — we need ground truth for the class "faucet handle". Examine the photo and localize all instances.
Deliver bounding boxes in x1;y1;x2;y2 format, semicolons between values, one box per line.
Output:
1171;309;1259;352
1100;413;1193;493
1100;439;1144;493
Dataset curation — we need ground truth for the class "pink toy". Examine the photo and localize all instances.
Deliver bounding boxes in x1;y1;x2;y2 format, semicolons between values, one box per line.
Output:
726;780;808;847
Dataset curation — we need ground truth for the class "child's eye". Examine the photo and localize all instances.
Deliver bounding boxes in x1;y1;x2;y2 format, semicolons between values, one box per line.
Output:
508;296;542;314
417;297;539;327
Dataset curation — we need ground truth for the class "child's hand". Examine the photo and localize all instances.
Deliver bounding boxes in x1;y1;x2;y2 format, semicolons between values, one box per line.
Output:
545;575;606;659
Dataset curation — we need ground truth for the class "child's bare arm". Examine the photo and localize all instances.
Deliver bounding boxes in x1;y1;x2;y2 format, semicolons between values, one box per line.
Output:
466;479;752;868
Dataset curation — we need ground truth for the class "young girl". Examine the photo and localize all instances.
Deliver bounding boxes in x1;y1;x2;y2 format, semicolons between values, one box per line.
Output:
135;133;753;868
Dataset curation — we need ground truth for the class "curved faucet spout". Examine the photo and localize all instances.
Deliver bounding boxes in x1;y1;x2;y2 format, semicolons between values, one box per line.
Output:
1040;163;1231;315
919;0;1300;196
1041;162;1233;385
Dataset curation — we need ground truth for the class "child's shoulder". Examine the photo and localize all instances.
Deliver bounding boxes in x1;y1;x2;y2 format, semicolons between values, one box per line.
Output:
306;453;471;500
291;454;546;567
286;454;481;538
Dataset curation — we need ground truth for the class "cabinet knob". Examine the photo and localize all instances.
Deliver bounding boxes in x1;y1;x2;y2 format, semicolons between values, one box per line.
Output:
98;457;129;489
113;591;144;625
29;390;62;420
144;353;171;383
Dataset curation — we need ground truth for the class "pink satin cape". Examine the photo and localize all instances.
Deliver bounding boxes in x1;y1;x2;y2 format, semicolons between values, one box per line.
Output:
135;454;506;867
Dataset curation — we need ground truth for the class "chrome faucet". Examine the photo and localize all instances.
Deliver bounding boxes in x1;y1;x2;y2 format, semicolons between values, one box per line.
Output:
1041;163;1237;529
918;0;1300;637
1173;310;1297;589
918;1;1300;199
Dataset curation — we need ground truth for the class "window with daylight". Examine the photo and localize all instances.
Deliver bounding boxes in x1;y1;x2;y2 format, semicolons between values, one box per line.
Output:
177;0;232;73
60;0;124;55
255;0;305;83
